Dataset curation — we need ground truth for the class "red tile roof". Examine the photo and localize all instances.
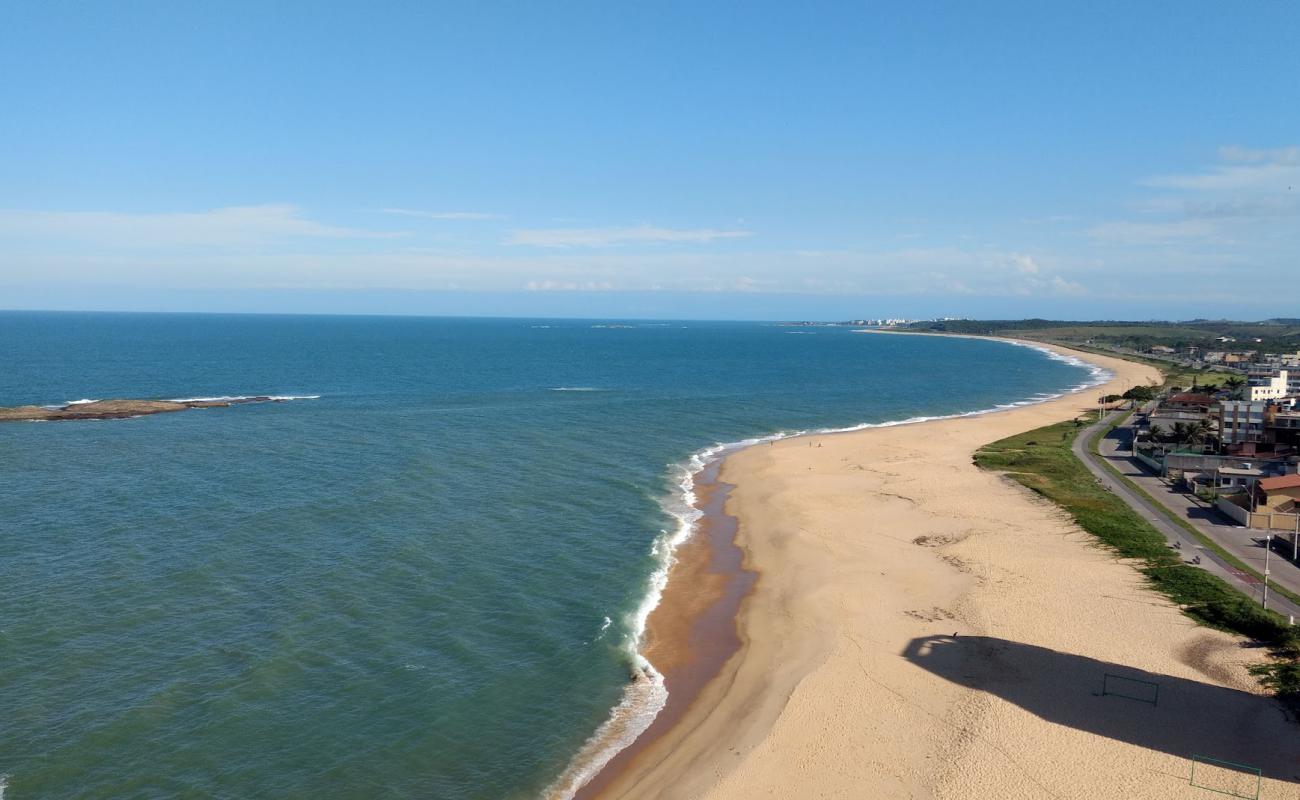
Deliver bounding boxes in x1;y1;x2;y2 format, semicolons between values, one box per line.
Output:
1259;474;1300;492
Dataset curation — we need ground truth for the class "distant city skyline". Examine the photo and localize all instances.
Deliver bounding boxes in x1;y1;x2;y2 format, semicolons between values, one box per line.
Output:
2;2;1297;319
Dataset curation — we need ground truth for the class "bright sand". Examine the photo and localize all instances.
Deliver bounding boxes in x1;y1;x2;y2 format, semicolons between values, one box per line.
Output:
591;343;1300;799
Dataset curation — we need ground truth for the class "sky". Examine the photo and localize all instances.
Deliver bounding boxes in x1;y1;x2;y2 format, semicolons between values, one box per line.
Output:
1;1;1297;320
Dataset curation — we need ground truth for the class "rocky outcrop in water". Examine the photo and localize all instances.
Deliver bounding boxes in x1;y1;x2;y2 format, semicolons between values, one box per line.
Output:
0;396;291;422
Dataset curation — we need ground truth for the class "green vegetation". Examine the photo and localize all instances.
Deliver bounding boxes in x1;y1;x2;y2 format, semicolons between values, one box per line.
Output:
974;414;1300;704
907;318;1300;356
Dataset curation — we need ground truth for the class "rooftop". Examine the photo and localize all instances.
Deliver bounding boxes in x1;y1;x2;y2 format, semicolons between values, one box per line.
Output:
1259;474;1300;492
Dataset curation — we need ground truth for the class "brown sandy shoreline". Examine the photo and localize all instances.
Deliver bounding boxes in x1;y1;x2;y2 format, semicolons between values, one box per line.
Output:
573;459;754;799
581;338;1300;799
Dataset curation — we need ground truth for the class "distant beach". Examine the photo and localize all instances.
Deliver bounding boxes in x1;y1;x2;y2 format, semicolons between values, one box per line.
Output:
582;343;1300;799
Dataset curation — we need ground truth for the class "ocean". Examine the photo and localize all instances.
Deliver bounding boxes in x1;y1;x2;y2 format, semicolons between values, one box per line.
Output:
0;312;1100;799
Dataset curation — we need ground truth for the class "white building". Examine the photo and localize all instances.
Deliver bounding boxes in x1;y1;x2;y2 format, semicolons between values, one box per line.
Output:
1247;368;1290;401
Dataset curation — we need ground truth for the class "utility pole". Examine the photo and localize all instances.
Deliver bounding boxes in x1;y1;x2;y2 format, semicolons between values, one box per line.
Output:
1263;534;1272;610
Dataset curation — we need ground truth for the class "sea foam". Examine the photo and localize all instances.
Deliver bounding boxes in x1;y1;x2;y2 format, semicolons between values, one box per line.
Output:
166;395;322;403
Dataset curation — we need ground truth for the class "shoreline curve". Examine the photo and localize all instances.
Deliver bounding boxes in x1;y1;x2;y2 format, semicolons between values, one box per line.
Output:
580;340;1300;799
558;336;1116;798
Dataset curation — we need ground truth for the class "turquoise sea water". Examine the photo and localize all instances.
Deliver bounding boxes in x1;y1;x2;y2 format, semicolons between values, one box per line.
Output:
0;312;1098;799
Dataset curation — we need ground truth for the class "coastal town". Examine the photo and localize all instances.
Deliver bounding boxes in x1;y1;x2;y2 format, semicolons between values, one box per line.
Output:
1127;352;1300;508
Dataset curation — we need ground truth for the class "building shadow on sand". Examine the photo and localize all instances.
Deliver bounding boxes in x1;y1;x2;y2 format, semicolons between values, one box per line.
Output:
902;635;1300;784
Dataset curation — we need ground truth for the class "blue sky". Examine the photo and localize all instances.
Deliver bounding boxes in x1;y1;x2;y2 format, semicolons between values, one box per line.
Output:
1;2;1297;320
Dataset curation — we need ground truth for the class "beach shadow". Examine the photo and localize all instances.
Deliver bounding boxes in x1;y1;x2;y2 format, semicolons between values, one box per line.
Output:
902;635;1300;783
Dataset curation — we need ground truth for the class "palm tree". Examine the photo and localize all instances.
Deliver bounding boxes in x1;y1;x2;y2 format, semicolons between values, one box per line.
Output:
1172;419;1212;450
1191;419;1211;446
1224;376;1246;400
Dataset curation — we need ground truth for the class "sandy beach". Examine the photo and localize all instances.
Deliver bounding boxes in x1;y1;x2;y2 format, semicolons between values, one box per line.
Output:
590;342;1300;799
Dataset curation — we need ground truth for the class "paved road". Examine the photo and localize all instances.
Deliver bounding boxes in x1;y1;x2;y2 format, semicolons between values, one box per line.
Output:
1072;408;1300;620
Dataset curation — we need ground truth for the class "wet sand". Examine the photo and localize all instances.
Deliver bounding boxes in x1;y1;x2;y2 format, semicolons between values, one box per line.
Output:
586;341;1300;799
574;459;755;799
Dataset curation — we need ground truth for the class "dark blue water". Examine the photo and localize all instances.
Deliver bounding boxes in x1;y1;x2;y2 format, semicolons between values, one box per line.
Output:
0;312;1096;799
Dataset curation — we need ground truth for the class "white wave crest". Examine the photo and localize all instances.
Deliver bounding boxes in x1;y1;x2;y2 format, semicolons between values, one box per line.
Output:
166;395;322;403
550;387;605;392
542;669;667;799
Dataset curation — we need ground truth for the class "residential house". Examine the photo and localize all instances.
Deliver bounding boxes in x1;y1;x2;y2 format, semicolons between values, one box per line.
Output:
1266;404;1300;448
1164;451;1293;493
1162;393;1215;413
1254;474;1300;513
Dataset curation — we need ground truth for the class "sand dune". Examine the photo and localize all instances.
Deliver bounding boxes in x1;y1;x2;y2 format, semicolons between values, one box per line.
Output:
594;344;1300;799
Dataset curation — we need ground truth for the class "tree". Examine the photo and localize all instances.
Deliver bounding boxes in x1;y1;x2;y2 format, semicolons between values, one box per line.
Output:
1123;385;1157;402
1165;419;1212;450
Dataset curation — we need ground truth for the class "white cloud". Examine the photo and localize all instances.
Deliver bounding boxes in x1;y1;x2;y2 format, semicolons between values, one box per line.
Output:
1;241;1095;300
0;205;395;247
1219;145;1300;165
1093;145;1300;246
1049;275;1087;296
1088;219;1218;244
1011;253;1040;274
525;280;615;291
505;224;752;248
378;208;500;220
1142;145;1300;191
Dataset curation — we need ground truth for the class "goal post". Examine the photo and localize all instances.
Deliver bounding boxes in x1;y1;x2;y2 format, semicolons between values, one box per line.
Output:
1100;672;1159;706
1190;754;1263;800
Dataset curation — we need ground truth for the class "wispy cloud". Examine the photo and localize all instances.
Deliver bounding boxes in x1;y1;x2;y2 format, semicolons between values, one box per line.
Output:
1142;145;1300;191
903;249;1087;297
505;224;752;248
377;208;501;220
1092;144;1300;244
1088;219;1218;244
525;280;615;291
1219;145;1300;165
0;205;395;247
